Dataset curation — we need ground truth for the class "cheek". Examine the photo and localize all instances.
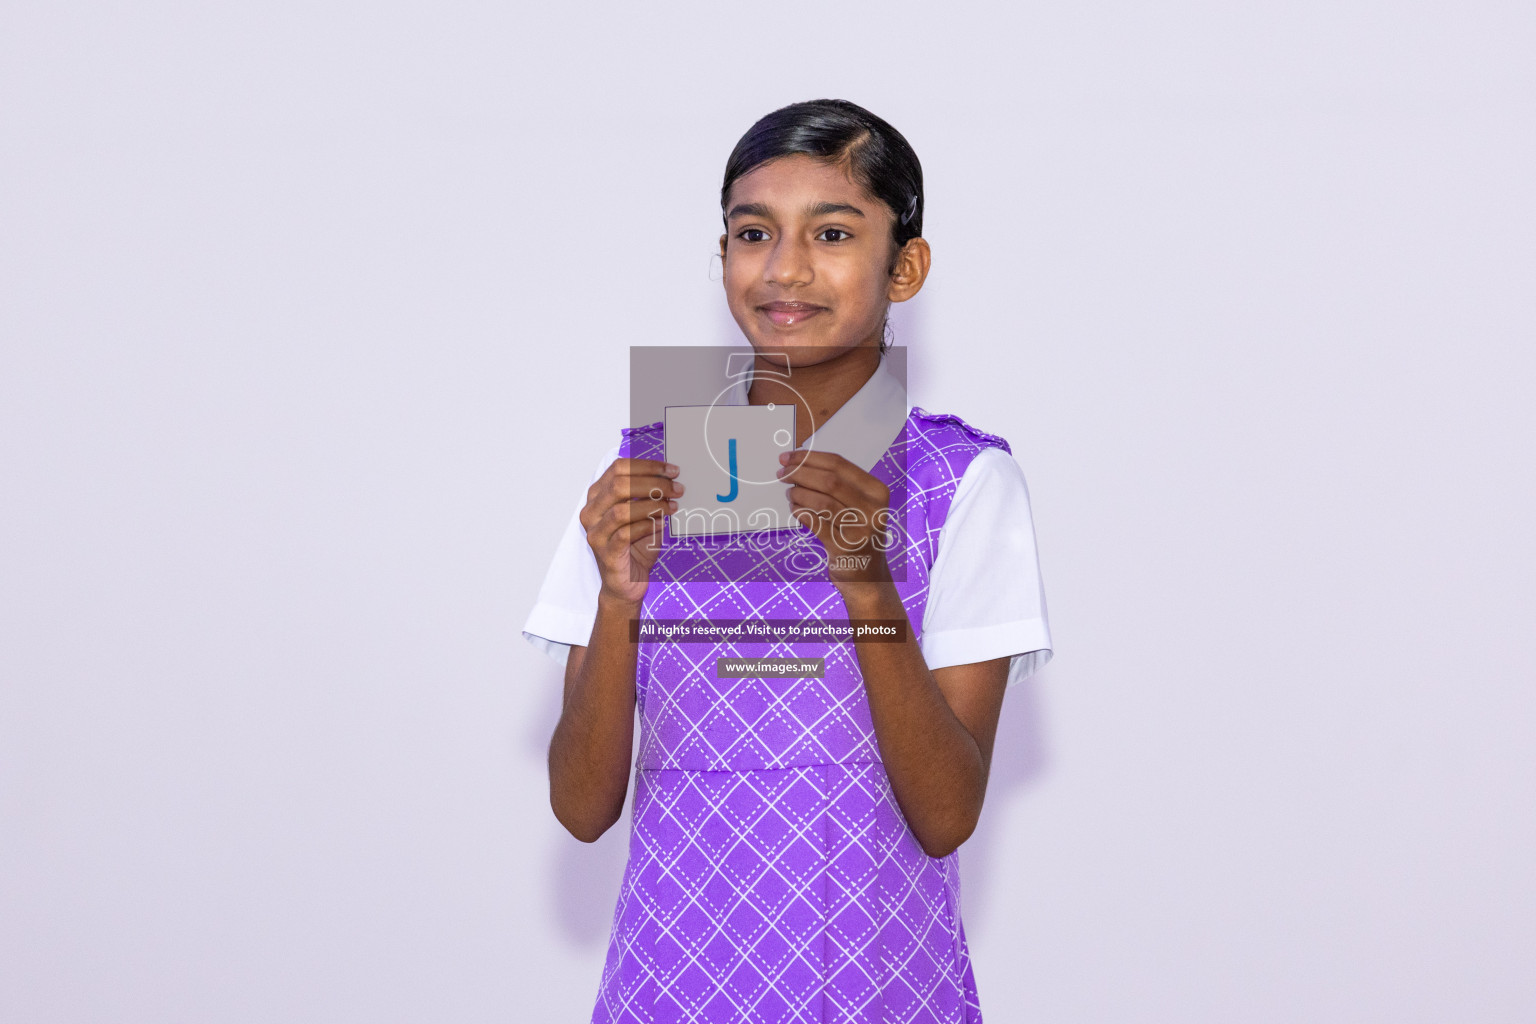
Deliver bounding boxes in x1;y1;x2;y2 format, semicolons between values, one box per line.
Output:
721;255;755;303
827;264;887;318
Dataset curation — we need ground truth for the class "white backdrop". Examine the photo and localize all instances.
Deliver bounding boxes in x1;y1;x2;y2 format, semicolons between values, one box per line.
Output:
3;2;1533;1021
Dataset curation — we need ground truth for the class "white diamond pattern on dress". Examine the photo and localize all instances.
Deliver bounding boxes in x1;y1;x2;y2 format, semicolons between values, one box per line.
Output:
588;410;1010;1024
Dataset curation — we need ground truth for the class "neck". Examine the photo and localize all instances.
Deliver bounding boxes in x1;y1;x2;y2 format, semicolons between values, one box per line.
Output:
747;346;882;448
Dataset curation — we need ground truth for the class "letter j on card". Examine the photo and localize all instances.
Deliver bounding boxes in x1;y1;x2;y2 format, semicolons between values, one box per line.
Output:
663;404;796;536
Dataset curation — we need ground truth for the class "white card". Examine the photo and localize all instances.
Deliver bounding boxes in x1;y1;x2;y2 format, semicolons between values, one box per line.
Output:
664;404;797;536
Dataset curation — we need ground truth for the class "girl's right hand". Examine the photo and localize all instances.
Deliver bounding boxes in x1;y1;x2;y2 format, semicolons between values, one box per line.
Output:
580;458;683;605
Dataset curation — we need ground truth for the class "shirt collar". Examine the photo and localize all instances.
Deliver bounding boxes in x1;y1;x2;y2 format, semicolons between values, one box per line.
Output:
724;351;910;473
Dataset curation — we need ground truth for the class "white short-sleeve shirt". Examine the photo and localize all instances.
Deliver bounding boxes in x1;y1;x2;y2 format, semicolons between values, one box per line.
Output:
522;356;1054;687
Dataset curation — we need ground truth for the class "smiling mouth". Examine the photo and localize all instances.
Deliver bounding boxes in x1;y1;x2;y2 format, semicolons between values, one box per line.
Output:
759;302;826;327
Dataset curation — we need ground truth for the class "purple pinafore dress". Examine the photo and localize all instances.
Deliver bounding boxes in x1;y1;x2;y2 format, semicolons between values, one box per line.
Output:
593;407;1012;1024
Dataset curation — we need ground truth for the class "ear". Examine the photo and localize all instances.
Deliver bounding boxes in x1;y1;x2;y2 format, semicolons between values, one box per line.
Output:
718;233;728;259
887;237;931;302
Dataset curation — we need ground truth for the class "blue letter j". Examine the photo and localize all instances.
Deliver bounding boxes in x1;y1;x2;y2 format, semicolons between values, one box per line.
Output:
716;438;739;502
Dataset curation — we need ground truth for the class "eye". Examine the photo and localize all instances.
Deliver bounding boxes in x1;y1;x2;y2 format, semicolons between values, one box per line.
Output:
737;228;769;243
818;228;852;242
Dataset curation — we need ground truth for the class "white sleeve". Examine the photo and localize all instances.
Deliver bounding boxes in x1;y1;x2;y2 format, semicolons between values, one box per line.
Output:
520;444;620;667
918;447;1054;688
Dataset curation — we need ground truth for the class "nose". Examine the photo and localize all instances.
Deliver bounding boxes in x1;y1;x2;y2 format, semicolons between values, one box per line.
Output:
763;233;812;287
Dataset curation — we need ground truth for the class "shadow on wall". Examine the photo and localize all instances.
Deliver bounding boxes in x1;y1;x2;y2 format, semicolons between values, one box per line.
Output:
961;665;1053;921
526;656;632;950
880;294;1055;916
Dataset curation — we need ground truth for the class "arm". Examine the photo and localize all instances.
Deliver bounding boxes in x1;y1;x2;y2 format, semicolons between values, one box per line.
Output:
840;580;1009;858
547;593;641;842
779;449;1009;858
546;458;681;842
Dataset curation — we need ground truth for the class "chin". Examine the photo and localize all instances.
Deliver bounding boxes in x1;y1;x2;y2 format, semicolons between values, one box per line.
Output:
745;339;861;368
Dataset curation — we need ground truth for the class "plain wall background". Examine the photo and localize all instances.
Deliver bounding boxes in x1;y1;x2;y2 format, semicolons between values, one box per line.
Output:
2;1;1533;1021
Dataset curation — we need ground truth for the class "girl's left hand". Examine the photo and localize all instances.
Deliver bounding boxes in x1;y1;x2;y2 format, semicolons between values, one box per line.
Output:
777;449;893;585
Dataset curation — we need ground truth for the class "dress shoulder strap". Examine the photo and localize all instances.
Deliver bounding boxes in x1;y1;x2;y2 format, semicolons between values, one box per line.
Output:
908;406;1013;456
619;421;664;459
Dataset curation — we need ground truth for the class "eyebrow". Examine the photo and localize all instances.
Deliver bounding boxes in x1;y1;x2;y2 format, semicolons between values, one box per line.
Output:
726;200;867;221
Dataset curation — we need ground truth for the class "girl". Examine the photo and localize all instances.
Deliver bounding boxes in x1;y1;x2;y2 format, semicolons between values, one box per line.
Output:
524;98;1053;1024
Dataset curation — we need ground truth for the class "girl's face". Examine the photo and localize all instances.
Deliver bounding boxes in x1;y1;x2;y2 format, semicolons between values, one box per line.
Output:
718;153;928;367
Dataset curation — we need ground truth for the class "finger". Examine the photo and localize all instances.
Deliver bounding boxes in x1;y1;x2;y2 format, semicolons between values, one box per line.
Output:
613;514;670;547
592;500;669;552
786;484;840;514
778;450;887;502
787;501;840;545
777;461;843;495
603;457;681;492
610;457;679;480
781;463;878;512
598;496;676;533
778;449;853;474
584;470;683;528
598;502;672;559
608;474;687;502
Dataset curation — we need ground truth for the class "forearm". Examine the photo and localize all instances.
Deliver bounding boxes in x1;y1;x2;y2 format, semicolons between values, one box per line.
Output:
548;591;642;842
840;582;987;858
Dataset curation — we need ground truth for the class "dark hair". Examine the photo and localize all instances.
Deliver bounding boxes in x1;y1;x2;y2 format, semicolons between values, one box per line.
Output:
721;99;924;353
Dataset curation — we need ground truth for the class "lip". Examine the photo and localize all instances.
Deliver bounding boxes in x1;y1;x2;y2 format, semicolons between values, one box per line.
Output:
758;301;827;327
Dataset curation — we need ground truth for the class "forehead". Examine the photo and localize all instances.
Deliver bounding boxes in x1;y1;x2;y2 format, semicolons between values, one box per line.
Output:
726;153;880;213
